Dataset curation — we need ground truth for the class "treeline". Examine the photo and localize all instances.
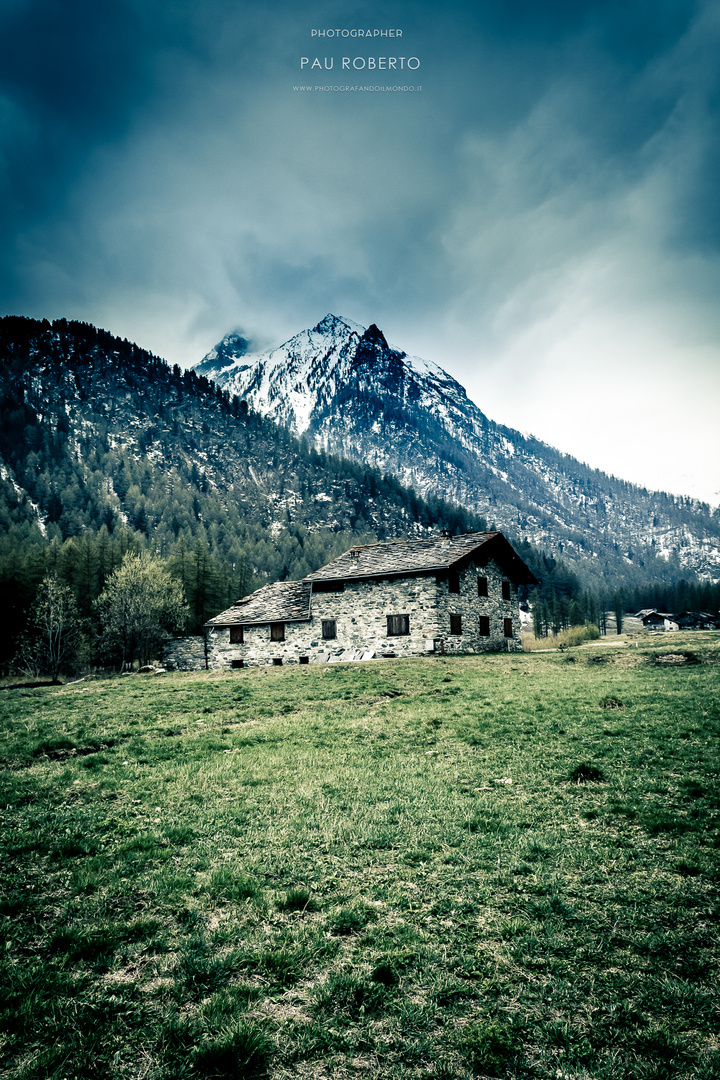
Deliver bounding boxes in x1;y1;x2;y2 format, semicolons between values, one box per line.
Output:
509;540;604;636
618;579;720;618
0;523;353;673
1;519;609;672
524;545;720;638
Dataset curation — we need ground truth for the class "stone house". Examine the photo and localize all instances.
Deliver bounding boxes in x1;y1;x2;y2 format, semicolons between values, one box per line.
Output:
164;531;537;670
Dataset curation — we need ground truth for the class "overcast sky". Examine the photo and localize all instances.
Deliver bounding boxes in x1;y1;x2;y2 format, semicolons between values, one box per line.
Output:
2;0;719;504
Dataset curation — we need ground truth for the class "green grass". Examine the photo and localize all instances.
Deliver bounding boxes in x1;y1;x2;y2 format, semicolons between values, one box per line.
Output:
1;633;719;1078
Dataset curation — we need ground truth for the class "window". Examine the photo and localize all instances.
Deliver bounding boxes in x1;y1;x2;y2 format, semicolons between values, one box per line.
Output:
479;615;490;636
477;576;488;597
230;625;244;644
504;618;513;638
231;658;244;669
299;656;309;665
387;614;410;636
273;657;283;666
502;581;511;600
448;570;460;593
322;619;337;640
271;622;285;642
450;614;462;635
313;580;344;592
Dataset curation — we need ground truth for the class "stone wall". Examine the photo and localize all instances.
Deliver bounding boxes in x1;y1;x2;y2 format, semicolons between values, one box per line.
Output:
163;635;208;671
198;557;521;670
433;558;519;653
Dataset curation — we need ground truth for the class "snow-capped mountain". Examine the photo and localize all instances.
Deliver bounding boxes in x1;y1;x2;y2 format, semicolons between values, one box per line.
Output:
196;314;463;440
197;314;720;580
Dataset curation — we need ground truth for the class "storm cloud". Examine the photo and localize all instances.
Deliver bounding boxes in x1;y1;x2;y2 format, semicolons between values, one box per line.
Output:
1;0;718;501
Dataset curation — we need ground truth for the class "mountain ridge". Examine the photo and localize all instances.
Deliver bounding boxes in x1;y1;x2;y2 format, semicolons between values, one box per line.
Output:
196;313;720;581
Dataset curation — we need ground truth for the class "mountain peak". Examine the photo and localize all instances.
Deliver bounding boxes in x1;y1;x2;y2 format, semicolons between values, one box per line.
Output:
195;330;253;377
313;313;364;336
361;323;388;348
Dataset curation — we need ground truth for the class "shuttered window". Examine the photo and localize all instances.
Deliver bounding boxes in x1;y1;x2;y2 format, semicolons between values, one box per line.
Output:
230;626;243;644
479;615;490;636
387;614;410;636
322;619;337;639
477;577;488;597
271;622;285;642
450;614;462;635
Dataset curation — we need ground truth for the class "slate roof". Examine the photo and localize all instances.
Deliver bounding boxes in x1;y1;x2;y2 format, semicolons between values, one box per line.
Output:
206;580;312;628
306;531;538;585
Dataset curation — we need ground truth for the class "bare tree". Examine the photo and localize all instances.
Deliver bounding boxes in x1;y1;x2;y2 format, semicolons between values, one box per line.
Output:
17;576;82;681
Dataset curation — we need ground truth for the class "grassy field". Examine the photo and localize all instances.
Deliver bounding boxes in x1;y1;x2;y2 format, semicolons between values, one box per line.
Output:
1;634;719;1079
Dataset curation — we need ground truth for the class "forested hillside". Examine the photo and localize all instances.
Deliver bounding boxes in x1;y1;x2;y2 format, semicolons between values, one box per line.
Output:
0;317;491;669
199;314;720;581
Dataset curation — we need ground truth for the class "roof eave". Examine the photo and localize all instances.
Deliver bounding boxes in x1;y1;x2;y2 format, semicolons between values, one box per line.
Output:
205;614;312;629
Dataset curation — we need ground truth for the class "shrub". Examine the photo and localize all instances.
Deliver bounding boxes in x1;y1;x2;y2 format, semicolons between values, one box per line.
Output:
523;623;600;651
371;961;400;986
561;623;600;647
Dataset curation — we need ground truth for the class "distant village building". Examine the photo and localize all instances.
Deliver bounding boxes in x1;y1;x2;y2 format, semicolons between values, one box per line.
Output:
673;611;717;630
631;609;719;633
636;610;678;632
164;532;537;670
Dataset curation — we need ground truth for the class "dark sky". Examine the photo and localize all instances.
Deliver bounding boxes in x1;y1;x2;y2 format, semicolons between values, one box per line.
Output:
1;0;719;501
